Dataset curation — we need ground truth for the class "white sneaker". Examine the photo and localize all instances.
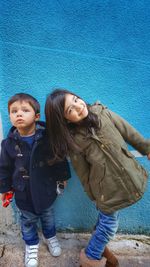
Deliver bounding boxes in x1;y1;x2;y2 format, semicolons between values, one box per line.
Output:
46;236;62;257
25;244;39;267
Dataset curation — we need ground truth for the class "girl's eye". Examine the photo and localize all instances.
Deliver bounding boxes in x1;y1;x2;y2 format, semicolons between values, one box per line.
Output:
68;108;73;114
23;109;29;112
74;97;78;103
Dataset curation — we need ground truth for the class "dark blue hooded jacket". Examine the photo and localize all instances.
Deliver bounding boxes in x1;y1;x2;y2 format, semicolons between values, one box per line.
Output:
0;121;71;214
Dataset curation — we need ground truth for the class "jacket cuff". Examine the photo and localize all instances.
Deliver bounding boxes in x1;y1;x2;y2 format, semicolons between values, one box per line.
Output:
137;140;150;155
56;175;71;182
0;179;12;193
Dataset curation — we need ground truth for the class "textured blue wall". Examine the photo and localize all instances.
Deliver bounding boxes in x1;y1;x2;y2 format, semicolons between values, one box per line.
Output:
0;0;150;233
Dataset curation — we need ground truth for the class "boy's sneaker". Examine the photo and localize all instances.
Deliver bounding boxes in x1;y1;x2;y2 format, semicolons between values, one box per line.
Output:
25;244;39;267
46;236;62;257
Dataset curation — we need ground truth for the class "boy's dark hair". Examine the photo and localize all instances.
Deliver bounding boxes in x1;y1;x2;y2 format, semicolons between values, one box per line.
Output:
8;93;40;114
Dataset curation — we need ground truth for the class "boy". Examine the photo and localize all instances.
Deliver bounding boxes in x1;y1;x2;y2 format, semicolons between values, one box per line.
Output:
0;93;71;267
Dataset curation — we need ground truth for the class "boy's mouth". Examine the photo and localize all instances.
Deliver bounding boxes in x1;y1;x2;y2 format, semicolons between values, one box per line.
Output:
16;119;24;123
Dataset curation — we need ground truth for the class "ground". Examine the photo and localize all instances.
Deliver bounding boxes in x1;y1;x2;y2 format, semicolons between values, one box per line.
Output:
0;225;150;267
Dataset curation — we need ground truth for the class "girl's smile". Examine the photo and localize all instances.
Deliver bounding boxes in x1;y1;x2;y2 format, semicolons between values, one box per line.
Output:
64;94;88;123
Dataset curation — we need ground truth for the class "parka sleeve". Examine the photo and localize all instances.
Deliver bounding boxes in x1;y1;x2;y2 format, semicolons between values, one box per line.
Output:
0;140;13;193
106;109;150;155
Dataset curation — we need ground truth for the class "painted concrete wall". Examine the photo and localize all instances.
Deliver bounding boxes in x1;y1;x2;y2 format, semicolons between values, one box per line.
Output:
0;0;150;233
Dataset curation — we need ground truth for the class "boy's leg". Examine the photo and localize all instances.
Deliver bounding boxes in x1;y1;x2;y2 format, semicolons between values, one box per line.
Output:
40;205;56;238
40;205;61;257
20;209;39;245
85;210;119;259
20;209;39;267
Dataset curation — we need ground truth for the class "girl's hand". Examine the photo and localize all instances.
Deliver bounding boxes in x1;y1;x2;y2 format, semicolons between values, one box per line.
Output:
147;153;150;160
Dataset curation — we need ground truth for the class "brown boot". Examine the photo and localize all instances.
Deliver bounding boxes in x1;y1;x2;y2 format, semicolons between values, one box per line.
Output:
79;249;105;267
102;246;119;267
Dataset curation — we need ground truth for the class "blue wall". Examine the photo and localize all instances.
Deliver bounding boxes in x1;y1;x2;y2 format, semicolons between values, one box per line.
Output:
0;0;150;233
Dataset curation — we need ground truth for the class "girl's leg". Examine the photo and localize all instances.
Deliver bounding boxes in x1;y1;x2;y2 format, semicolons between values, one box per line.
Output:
85;210;119;260
20;209;39;245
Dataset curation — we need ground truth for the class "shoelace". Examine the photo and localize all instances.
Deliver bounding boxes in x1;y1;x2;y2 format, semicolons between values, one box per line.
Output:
48;238;59;248
26;246;38;260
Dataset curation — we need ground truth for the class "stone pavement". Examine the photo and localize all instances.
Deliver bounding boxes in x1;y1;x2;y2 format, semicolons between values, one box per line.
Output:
0;226;150;267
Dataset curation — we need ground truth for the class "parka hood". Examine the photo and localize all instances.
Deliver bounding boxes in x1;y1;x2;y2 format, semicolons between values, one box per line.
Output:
90;102;106;115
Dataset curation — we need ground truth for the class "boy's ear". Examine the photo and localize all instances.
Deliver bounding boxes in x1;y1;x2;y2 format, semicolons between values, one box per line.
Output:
35;113;40;121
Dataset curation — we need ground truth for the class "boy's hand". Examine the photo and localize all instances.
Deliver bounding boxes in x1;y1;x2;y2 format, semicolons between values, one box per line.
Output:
1;191;14;207
1;192;7;201
63;181;67;187
56;181;67;195
147;153;150;160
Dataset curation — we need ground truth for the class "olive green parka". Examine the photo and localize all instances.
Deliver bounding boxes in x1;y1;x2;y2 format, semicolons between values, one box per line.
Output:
70;104;150;214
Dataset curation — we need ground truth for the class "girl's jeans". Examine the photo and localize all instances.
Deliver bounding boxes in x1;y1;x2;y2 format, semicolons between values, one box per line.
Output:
85;210;119;260
20;205;56;245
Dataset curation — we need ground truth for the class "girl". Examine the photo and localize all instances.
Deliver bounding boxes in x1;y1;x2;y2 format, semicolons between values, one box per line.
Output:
45;89;150;267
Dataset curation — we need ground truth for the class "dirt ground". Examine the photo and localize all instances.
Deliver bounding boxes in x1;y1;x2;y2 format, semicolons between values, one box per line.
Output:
0;225;150;267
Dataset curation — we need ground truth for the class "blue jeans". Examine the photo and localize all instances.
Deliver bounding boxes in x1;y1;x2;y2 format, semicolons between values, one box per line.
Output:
20;205;56;245
85;210;119;260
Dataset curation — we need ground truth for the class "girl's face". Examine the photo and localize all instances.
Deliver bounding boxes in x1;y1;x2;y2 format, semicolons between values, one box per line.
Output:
64;94;88;123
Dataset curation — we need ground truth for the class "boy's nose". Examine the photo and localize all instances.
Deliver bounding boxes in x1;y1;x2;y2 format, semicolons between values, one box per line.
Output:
17;112;22;117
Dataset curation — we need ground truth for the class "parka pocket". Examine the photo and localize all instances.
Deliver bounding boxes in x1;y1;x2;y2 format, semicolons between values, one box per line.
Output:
121;147;148;178
121;147;134;158
89;163;106;198
121;147;147;176
121;146;148;195
98;163;106;189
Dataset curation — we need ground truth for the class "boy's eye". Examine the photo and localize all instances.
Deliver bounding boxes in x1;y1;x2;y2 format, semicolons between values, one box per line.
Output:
74;97;78;103
23;109;29;112
11;110;17;114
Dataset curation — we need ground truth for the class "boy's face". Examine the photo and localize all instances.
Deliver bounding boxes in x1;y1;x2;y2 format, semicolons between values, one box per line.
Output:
9;100;40;136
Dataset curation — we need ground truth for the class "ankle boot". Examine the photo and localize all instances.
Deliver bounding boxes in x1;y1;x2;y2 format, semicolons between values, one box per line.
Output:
79;249;105;267
102;246;119;267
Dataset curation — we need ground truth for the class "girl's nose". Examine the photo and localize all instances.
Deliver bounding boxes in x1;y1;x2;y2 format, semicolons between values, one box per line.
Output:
75;103;82;111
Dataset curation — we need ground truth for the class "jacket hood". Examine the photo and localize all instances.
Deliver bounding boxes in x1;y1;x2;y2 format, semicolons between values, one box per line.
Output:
7;121;46;140
90;102;106;115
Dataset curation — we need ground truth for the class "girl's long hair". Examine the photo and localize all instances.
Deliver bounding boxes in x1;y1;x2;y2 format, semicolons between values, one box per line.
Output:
45;89;100;163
